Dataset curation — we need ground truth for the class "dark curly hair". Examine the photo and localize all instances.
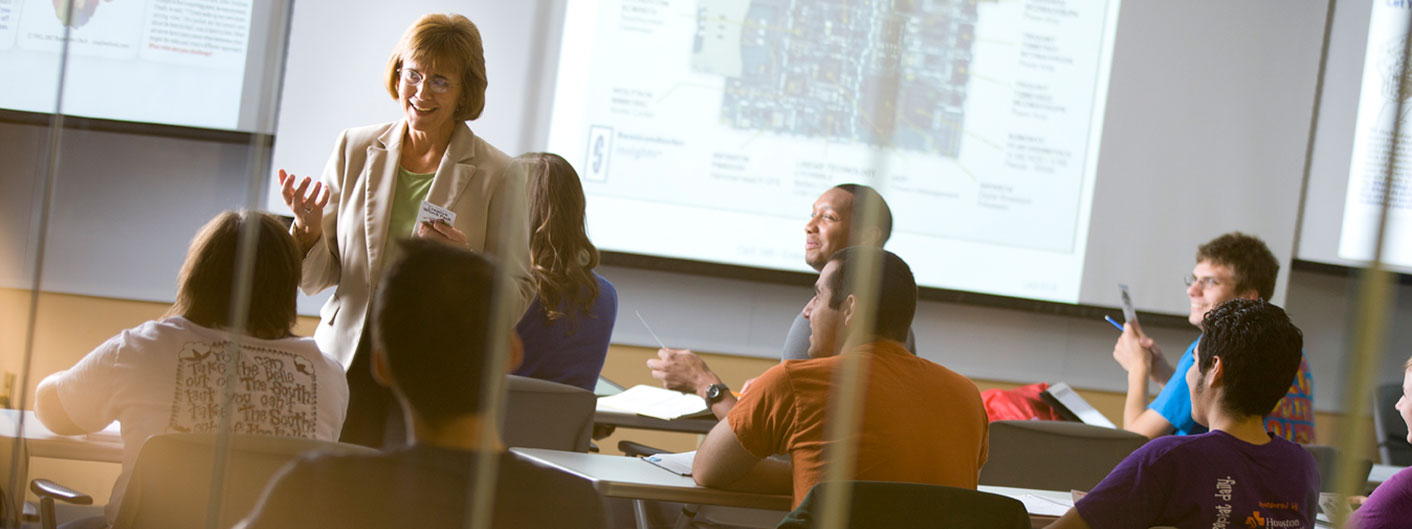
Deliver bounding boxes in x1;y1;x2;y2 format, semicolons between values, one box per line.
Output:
1196;298;1303;417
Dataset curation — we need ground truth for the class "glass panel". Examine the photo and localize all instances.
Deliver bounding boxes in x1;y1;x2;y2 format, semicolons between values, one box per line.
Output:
3;0;301;527
2;0;73;523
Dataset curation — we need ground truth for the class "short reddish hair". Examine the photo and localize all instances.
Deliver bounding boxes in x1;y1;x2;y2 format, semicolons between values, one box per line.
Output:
384;13;487;121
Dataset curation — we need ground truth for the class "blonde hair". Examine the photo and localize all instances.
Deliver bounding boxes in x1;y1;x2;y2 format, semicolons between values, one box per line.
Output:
384;13;487;121
166;210;301;340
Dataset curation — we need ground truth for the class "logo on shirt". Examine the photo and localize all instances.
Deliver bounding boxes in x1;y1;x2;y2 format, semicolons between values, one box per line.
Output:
1247;502;1306;528
1245;511;1264;528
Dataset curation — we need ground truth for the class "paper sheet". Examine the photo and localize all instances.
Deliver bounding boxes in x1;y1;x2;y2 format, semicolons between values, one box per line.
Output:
643;450;696;476
1017;493;1073;517
596;385;709;421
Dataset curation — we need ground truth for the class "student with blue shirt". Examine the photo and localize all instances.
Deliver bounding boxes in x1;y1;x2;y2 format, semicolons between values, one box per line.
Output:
1049;298;1319;529
1112;232;1315;442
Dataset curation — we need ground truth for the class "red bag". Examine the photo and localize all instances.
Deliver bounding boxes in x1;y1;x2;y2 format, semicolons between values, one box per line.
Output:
981;382;1065;422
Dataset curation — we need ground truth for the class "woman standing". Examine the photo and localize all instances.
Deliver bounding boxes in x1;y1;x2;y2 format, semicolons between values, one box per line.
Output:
277;13;532;447
511;153;616;392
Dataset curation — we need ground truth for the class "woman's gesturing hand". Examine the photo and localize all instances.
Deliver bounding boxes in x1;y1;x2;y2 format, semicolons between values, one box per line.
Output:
278;169;330;254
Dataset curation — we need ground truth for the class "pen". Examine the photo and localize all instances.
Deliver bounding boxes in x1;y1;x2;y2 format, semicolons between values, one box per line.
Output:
635;310;668;349
1104;315;1124;332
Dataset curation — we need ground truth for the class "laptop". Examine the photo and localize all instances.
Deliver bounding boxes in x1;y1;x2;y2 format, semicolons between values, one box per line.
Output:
1042;382;1117;429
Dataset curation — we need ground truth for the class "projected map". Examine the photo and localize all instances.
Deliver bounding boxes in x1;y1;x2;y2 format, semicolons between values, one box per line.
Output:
548;0;1121;303
696;0;977;157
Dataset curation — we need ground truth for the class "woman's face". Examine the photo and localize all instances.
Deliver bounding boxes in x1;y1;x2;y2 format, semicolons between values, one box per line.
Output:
397;55;463;136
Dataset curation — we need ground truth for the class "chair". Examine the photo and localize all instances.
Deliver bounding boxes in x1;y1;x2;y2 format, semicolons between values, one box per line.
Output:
1302;444;1373;493
502;375;596;452
777;481;1030;529
1;434;25;528
31;432;375;529
1373;383;1412;466
980;420;1148;492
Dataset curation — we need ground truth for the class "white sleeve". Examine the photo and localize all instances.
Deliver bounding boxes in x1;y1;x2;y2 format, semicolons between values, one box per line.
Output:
51;334;127;433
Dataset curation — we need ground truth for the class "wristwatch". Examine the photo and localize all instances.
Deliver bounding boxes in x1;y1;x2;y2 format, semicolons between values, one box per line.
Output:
704;383;731;405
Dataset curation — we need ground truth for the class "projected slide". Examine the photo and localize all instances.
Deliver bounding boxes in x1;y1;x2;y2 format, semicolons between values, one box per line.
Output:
548;0;1120;303
0;0;255;130
1340;0;1412;269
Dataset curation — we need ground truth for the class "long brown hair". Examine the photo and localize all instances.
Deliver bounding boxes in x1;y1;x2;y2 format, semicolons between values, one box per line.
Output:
513;152;600;323
166;210;301;340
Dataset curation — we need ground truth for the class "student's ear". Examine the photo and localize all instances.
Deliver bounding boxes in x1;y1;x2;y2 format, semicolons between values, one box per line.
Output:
1207;356;1226;387
841;294;858;327
1237;289;1261;301
505;333;524;373
371;347;393;389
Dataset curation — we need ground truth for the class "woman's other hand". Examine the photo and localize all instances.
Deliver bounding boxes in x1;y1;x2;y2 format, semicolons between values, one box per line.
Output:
417;219;469;248
278;169;329;254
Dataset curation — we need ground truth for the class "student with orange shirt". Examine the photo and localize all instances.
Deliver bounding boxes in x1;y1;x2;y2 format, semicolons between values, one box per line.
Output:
691;248;988;505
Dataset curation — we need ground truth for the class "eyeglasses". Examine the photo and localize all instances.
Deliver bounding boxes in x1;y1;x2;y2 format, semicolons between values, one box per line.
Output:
399;68;456;94
1184;274;1223;289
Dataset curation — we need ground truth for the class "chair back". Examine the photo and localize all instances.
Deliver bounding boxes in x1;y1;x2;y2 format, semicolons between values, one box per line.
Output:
1302;444;1373;492
111;432;375;529
0;435;24;528
980;420;1147;491
502;375;595;452
776;481;1029;529
1373;383;1412;466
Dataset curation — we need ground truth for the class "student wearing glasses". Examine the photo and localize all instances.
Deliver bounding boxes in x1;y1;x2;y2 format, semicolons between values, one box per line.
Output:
272;13;533;448
1110;232;1314;442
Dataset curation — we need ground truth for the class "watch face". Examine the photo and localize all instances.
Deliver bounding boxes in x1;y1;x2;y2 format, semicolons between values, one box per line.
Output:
707;384;724;401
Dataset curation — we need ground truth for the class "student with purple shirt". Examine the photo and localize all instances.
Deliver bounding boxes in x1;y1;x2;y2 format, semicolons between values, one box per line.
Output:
1348;355;1412;529
510;153;617;392
1048;298;1319;529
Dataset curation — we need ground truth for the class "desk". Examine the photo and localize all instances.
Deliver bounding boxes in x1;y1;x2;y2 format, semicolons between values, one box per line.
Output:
513;447;1080;529
593;410;716;435
979;485;1072;528
1369;463;1406;488
1;409;122;463
512;447;791;511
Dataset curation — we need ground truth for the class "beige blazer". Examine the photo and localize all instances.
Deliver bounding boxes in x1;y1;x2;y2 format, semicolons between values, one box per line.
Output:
300;120;533;369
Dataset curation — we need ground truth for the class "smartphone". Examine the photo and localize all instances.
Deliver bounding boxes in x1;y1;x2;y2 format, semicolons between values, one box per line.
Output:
1119;284;1137;325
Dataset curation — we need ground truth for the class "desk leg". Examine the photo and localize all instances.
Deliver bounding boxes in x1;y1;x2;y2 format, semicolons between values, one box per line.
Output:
631;499;652;529
671;504;699;529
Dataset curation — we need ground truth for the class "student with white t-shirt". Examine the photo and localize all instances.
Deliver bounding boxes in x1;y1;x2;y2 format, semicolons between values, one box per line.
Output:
34;210;348;528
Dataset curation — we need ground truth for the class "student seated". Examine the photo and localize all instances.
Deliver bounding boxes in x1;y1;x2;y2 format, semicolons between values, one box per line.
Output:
1048;298;1319;529
1112;232;1315;442
238;239;604;529
692;248;988;506
647;184;915;418
1347;354;1412;529
510;152;617;392
34;210;349;528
